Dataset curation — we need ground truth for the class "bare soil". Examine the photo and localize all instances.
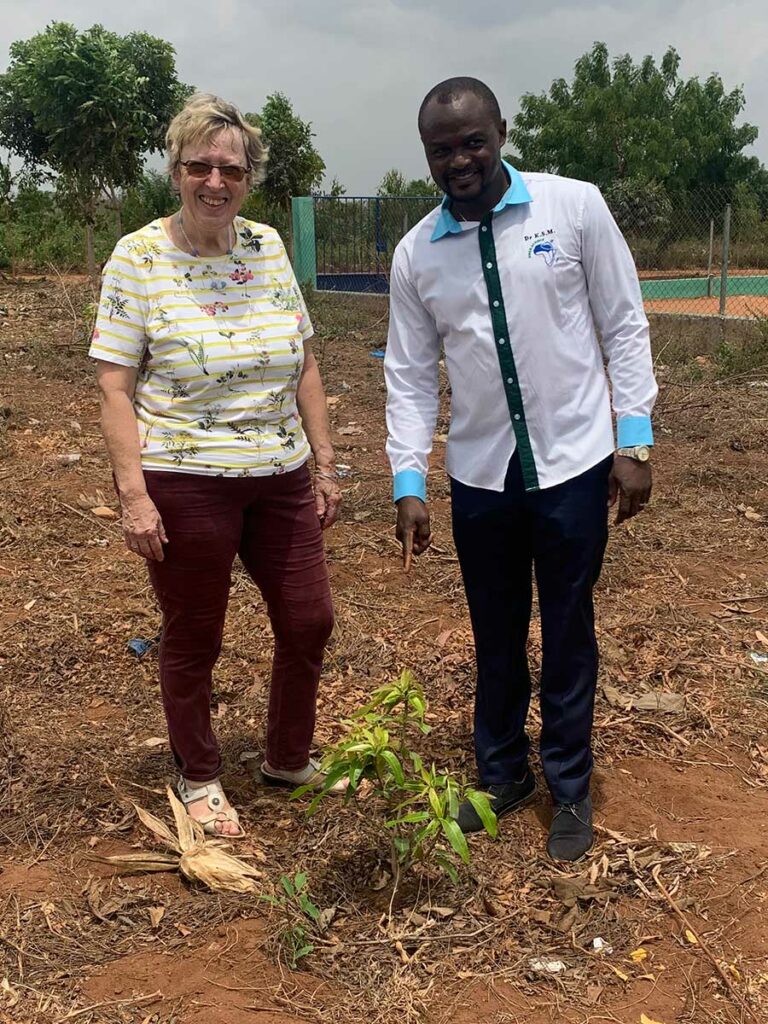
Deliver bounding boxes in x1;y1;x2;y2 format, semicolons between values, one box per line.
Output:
1;279;767;1024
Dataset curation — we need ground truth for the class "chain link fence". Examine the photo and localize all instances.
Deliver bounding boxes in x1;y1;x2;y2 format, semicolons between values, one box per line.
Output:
292;188;768;319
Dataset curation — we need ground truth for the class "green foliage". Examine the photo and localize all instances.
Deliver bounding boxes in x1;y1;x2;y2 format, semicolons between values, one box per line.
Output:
0;181;116;270
248;93;325;213
0;22;191;271
260;871;323;968
715;312;768;378
295;671;496;886
377;168;441;198
121;171;178;233
509;42;763;196
603;177;672;234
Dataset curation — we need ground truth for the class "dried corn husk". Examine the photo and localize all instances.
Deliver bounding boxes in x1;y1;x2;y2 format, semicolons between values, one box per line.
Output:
93;786;263;894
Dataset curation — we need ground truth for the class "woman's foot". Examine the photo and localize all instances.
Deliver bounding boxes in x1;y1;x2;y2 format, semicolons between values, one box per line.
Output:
176;777;244;837
260;758;348;795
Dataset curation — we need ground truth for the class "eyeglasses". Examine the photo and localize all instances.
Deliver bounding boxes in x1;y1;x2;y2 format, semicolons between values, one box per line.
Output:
179;160;250;182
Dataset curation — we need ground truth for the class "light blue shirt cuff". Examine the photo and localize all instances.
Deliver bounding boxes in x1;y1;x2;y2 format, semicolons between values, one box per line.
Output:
393;469;427;503
617;416;654;447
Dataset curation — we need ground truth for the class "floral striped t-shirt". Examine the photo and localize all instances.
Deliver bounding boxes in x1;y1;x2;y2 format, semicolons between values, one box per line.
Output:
89;217;313;476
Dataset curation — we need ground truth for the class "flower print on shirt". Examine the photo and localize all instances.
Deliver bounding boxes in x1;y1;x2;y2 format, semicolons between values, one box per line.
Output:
105;281;129;320
126;238;162;271
215;366;249;393
197;403;223;431
270;277;301;312
238;225;263;252
160;429;200;465
202;301;229;317
277;424;296;450
229;257;254;297
180;337;209;375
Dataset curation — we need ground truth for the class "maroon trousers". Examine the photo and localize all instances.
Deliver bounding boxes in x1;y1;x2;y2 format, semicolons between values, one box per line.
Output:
144;464;334;782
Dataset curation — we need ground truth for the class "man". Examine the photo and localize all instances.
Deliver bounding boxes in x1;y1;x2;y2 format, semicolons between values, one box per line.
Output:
384;77;657;861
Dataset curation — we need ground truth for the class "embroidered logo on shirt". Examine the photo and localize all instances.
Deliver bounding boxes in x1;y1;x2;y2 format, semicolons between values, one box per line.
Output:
526;228;557;266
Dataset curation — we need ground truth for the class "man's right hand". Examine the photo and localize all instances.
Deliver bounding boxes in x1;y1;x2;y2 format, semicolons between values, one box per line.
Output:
120;492;168;561
395;496;432;572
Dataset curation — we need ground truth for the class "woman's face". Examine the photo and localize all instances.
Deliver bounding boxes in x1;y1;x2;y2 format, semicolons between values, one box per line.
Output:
173;127;250;234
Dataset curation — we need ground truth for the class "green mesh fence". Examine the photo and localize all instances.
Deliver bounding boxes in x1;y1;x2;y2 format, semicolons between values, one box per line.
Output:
292;188;768;317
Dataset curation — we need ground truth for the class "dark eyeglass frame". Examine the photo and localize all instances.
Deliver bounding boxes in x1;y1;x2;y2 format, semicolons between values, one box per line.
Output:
179;160;250;182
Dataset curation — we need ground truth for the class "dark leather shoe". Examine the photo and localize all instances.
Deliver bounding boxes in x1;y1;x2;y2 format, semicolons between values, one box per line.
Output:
547;795;593;861
456;768;536;834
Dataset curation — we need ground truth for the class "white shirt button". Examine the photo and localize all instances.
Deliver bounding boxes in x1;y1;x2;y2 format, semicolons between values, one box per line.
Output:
486;262;493;269
514;413;521;420
498;338;505;345
507;377;514;384
481;225;488;232
493;300;500;307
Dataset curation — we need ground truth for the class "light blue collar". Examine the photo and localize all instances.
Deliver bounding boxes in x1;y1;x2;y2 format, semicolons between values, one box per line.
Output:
430;160;531;242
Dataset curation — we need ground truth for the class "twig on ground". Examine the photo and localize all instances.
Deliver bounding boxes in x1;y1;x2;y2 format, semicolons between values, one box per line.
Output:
651;865;759;1023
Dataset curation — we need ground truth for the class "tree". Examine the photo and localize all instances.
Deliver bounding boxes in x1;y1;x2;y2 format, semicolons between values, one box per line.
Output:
247;93;325;239
509;42;762;196
122;170;178;234
0;22;191;276
377;168;440;197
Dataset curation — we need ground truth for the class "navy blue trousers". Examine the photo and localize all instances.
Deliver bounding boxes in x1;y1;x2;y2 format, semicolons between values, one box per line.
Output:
451;453;611;804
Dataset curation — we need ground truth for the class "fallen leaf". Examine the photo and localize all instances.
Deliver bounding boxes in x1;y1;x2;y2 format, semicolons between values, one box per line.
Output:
337;425;363;436
325;395;342;406
316;906;337;932
684;929;698;945
607;964;629;981
640;1015;668;1024
756;630;768;646
141;736;167;748
1;978;19;1008
370;865;391;891
149;906;165;928
630;947;649;963
419;904;455;918
23;598;36;611
78;489;107;509
632;692;685;714
176;923;193;936
91;505;118;519
552;876;613;907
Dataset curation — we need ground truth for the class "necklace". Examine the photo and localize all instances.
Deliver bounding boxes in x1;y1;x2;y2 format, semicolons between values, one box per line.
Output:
177;212;234;257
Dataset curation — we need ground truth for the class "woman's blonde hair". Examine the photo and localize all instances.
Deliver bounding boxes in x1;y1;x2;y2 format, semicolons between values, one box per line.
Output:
166;93;268;186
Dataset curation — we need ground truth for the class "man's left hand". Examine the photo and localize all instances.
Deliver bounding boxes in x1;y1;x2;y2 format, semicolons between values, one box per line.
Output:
609;456;652;524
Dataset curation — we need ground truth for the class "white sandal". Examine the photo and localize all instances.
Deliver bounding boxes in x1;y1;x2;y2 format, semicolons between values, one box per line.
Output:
176;777;244;838
260;758;348;795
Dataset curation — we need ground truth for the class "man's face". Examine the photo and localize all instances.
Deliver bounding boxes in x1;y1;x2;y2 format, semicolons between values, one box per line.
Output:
420;93;507;204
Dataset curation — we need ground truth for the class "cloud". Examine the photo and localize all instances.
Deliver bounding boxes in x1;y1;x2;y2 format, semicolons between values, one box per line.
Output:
0;0;765;192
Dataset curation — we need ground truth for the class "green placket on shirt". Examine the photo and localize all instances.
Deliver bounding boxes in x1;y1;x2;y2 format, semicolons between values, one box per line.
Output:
478;211;539;492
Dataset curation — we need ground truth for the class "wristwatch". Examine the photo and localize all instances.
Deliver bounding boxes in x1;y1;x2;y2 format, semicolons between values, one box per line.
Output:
616;445;651;462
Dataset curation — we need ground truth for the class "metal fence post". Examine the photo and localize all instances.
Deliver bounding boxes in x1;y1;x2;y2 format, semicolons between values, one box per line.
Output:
719;204;731;316
291;196;317;291
706;218;715;298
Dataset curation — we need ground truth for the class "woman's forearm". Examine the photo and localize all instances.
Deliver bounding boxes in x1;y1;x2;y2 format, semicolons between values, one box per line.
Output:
297;346;335;471
99;390;147;499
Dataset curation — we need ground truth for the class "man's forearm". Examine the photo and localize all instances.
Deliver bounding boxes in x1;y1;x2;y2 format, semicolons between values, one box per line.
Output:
297;348;335;471
99;390;147;499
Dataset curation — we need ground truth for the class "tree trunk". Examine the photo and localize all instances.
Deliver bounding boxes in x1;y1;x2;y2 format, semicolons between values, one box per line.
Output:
85;223;96;283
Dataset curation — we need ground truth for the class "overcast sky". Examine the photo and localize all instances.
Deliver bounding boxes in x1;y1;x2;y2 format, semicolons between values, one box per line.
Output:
1;0;766;194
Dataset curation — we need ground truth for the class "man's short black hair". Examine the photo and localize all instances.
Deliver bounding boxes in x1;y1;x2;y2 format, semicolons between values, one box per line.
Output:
418;77;502;132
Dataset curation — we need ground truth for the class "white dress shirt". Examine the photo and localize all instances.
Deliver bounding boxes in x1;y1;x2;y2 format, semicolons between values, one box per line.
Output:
384;164;658;499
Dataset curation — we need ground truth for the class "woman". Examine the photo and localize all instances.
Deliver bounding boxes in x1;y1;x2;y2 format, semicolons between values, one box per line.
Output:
90;94;342;837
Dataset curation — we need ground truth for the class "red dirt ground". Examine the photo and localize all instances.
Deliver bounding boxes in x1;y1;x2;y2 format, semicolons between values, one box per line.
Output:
1;280;767;1024
645;294;768;317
